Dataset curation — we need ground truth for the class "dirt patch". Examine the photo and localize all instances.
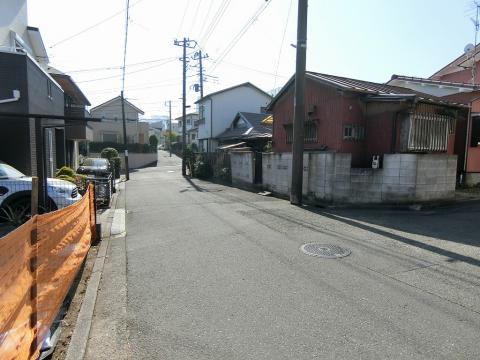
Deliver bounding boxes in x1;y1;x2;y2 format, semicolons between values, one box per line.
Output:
49;243;99;360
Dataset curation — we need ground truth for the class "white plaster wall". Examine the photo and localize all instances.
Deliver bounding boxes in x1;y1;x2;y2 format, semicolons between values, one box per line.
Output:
197;85;271;142
230;152;254;186
0;0;29;51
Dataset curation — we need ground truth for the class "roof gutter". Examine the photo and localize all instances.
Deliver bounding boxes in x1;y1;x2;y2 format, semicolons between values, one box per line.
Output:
0;90;20;104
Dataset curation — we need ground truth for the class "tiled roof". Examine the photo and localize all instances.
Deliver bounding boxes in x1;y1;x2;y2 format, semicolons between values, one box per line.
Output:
267;71;468;110
217;112;272;140
440;90;480;105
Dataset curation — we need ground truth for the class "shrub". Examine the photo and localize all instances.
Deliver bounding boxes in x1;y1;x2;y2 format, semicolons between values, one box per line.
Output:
149;134;158;151
100;147;119;159
193;154;212;179
111;157;121;179
55;166;76;178
101;147;121;179
75;174;88;193
263;141;273;153
56;174;76;184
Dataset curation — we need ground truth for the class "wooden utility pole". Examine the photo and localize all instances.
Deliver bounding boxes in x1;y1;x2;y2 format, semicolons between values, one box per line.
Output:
174;38;197;176
290;0;308;205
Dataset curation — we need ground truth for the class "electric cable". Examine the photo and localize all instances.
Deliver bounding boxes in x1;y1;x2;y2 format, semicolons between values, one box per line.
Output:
50;0;147;48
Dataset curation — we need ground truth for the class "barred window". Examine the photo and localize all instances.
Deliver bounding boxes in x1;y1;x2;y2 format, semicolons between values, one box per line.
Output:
305;122;317;143
343;124;365;141
285;124;293;144
284;122;317;144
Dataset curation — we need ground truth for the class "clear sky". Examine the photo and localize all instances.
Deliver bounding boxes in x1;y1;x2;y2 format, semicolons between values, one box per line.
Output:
28;0;476;119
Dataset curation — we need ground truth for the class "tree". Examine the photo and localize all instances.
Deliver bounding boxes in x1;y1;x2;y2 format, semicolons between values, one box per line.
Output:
149;134;159;151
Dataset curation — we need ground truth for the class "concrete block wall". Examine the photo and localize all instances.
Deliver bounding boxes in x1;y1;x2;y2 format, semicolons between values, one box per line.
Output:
230;152;254;187
260;152;457;204
415;154;457;200
90;152;158;170
262;153;309;196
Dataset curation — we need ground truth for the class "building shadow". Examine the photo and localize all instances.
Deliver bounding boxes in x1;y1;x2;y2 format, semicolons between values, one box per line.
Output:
304;202;480;267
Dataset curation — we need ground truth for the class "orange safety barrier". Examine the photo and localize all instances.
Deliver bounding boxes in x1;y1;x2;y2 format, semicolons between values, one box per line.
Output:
0;184;96;360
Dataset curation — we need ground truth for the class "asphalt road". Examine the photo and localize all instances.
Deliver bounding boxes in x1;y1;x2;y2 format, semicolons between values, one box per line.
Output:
89;151;480;359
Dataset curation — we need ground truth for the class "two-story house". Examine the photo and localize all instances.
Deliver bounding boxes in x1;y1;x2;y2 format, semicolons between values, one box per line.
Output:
0;0;65;176
89;96;149;144
48;67;92;170
175;112;199;145
195;82;272;152
387;45;480;184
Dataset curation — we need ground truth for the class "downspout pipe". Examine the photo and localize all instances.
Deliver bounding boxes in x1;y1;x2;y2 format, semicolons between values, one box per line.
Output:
463;102;472;179
0;90;20;104
209;97;213;152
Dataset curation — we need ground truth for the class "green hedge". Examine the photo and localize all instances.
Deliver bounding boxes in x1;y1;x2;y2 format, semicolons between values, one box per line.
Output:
89;142;154;153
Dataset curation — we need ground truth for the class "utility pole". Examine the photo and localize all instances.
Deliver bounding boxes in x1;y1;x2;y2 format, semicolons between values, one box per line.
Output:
168;100;172;157
174;38;197;176
121;91;130;181
193;50;209;98
290;0;308;205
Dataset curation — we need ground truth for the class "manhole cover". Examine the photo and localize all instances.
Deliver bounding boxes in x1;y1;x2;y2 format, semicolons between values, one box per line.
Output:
300;243;351;259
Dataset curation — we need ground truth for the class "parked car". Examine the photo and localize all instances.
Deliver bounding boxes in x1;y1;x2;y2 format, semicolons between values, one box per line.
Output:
0;161;82;225
77;158;115;206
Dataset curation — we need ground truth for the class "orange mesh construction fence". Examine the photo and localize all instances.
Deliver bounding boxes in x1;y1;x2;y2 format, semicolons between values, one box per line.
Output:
0;185;96;360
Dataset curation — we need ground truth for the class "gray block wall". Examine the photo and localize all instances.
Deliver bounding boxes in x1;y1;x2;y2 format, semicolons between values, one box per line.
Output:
230;151;255;188
260;152;457;204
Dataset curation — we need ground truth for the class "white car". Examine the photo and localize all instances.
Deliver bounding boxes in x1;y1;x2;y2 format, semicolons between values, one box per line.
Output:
0;162;82;224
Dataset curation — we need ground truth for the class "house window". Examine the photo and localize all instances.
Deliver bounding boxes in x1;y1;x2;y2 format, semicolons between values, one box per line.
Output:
192;133;196;140
284;122;317;144
305;122;317;143
343;124;365;141
284;124;293;144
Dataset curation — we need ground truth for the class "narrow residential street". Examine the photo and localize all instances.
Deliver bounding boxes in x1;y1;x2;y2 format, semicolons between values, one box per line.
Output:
86;150;480;360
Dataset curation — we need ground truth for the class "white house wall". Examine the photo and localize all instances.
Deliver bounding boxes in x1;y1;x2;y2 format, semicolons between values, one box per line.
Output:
87;120;150;144
91;98;140;121
197;86;271;142
0;0;30;51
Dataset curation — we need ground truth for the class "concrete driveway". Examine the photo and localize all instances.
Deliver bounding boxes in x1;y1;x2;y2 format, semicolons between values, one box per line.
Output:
85;150;480;359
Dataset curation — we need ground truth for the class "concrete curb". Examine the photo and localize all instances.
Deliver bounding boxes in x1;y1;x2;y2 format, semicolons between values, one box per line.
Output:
65;180;125;360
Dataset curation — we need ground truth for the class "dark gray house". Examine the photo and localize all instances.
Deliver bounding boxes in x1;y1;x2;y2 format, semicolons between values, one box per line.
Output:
0;49;65;176
216;112;272;151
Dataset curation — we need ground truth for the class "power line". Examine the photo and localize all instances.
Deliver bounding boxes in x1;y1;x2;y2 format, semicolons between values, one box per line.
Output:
176;0;190;38
197;0;216;40
274;0;294;89
189;0;204;35
77;58;178;83
212;58;289;78
50;0;146;48
199;0;232;47
209;0;273;74
63;56;177;74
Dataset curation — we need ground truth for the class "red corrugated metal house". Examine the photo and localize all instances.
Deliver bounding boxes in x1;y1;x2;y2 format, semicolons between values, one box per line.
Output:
268;72;467;169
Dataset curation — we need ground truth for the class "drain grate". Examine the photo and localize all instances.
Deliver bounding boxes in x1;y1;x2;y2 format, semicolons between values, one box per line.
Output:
300;243;351;259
